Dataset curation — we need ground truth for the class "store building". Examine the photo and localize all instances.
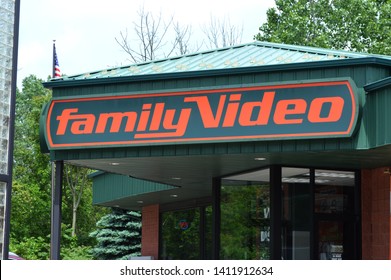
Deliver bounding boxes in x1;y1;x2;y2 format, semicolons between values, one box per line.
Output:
0;0;19;260
40;42;391;260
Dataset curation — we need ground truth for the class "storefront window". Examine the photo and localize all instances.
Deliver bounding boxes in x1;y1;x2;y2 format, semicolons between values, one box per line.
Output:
160;208;200;260
314;170;355;214
281;168;311;260
221;169;270;259
314;170;355;260
160;167;357;260
160;206;212;260
280;168;356;259
204;205;213;260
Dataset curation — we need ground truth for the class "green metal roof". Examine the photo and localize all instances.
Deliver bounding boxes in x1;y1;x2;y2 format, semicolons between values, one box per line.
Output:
48;41;391;84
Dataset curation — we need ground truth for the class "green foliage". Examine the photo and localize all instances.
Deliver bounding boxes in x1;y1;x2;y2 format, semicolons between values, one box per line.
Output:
60;224;93;260
61;246;93;260
9;224;94;260
10;181;51;239
61;164;108;243
220;183;270;260
89;208;142;260
10;75;108;259
9;236;50;260
256;0;391;55
11;75;52;241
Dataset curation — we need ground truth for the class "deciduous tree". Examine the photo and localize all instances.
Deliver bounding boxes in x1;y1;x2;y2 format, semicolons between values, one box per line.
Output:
10;75;106;259
116;6;243;62
255;0;391;55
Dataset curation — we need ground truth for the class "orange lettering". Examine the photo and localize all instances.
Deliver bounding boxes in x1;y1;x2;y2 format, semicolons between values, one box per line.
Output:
274;99;306;124
163;108;191;136
95;112;138;133
135;108;191;139
184;95;226;128
239;91;275;126
149;103;165;131
56;108;95;135
56;108;79;135
137;104;152;131
222;94;241;127
308;97;344;123
70;115;95;134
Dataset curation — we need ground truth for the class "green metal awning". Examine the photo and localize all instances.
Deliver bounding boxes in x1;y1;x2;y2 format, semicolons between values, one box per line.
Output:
89;171;177;208
41;41;391;209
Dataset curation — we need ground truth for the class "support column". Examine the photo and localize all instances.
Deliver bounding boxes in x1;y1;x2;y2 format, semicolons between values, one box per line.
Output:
212;177;221;260
141;204;160;259
50;160;63;260
270;166;281;260
361;167;391;259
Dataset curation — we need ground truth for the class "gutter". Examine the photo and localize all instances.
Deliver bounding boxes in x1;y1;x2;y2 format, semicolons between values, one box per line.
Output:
364;76;391;92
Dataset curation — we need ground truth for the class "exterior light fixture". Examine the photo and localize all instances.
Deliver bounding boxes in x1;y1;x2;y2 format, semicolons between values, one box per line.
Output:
109;162;120;166
254;157;266;161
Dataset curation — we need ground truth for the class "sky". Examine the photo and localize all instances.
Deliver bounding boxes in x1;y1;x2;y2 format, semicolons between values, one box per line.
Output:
17;0;276;88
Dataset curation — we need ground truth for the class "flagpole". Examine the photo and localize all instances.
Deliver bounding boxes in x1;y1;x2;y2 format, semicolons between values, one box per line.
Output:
52;40;56;78
50;39;63;260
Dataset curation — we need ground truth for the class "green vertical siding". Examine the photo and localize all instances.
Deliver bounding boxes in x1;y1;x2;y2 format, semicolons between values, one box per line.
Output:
365;87;391;148
92;173;175;204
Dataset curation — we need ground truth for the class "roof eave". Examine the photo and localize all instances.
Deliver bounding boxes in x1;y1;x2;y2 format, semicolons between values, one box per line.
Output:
43;57;391;89
364;76;391;92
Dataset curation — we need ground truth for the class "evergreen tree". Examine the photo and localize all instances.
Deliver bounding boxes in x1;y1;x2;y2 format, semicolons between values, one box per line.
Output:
89;208;142;260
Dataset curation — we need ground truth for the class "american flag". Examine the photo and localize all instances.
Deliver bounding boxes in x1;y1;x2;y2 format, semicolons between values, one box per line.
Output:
53;42;61;78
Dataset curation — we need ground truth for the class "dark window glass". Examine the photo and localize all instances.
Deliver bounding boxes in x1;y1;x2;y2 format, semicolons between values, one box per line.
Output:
281;168;311;260
314;170;356;260
160;208;200;260
314;170;355;214
221;169;270;259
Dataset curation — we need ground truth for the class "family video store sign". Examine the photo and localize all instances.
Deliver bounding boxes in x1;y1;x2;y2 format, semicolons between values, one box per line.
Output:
42;79;359;149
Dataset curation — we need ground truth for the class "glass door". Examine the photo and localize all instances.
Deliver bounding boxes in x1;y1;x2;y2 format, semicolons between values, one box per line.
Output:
314;170;356;260
220;168;270;259
280;168;358;259
160;205;212;260
281;168;311;260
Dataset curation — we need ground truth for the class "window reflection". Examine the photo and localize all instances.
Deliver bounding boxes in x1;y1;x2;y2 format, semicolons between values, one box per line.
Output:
221;169;270;259
315;170;354;214
160;208;200;260
315;170;355;260
160;206;212;260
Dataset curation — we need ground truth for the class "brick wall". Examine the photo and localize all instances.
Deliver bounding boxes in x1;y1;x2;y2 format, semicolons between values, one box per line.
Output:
361;167;391;259
141;204;160;259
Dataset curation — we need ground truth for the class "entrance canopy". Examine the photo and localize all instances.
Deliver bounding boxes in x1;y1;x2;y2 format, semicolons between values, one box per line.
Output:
41;41;391;209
